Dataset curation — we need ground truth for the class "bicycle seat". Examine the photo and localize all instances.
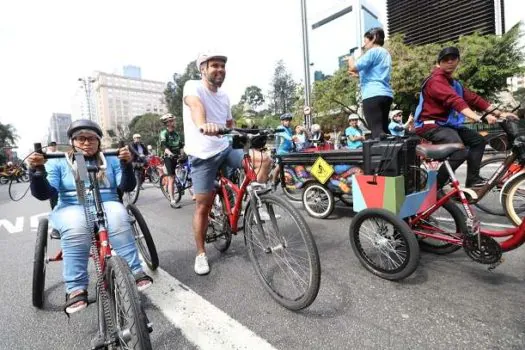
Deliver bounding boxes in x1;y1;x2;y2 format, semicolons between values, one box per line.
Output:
416;143;465;160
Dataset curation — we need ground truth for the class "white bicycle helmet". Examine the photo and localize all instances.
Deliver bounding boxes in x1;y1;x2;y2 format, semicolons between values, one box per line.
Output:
133;134;141;138
160;113;175;122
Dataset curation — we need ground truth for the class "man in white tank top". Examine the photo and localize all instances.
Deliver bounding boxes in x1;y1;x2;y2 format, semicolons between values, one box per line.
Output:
183;52;271;275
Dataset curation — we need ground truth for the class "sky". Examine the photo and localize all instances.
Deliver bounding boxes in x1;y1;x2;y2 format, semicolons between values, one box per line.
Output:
0;0;523;156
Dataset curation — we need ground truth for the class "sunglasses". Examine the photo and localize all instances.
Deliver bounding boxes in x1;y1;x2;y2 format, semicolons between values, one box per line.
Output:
74;136;99;143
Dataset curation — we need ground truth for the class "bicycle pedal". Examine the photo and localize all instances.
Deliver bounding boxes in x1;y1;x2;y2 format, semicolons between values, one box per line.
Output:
147;322;153;333
90;335;107;350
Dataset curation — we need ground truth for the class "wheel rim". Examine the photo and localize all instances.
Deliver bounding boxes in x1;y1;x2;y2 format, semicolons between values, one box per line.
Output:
245;200;314;303
354;216;410;274
505;177;525;225
304;185;331;217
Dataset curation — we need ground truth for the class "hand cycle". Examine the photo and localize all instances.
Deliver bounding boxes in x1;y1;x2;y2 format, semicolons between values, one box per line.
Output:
349;136;525;281
159;154;193;204
31;143;155;349
203;128;321;310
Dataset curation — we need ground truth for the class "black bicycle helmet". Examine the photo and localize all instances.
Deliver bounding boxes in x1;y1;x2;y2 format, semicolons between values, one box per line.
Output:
67;119;103;139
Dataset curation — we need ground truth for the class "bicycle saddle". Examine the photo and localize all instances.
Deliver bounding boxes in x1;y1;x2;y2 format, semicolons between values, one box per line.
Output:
416;143;465;160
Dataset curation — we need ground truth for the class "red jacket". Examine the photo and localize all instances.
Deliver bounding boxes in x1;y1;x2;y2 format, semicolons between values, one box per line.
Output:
415;67;490;134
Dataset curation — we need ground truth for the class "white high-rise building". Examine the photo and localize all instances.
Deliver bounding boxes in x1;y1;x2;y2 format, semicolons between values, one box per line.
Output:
310;0;384;77
91;71;167;146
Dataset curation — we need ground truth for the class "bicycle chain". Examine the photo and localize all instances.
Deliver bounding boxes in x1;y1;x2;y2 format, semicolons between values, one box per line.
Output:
77;176;115;334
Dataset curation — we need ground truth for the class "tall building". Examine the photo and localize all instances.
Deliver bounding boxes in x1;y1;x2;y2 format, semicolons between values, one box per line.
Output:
123;65;142;79
48;113;72;145
387;0;505;45
310;0;384;76
92;71;167;146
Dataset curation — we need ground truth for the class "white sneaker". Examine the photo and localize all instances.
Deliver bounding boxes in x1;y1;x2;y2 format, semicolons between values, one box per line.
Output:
194;253;210;275
170;200;181;209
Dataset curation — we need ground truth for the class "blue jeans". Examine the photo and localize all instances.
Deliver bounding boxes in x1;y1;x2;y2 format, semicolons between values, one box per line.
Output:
189;146;244;194
50;201;142;294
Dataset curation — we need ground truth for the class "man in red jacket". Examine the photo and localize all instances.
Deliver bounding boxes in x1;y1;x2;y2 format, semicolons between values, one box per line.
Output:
414;47;517;188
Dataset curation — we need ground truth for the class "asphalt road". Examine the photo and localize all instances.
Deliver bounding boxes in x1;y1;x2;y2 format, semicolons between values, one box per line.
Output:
0;177;524;349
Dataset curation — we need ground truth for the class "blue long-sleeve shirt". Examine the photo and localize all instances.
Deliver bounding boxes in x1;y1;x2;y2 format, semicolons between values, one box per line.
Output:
30;156;135;207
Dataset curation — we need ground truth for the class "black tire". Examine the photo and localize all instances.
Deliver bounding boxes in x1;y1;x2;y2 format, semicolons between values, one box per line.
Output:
106;256;152;350
149;168;160;184
474;156;508;216
349;208;420;281
502;172;525;227
127;204;159;270
32;218;48;308
416;200;466;255
208;193;232;252
302;182;335;219
244;194;321;310
339;193;353;207
159;175;182;203
124;170;141;205
282;185;303;202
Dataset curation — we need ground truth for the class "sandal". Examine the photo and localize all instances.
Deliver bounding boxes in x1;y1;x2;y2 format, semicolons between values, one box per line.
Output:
64;289;88;315
135;271;153;292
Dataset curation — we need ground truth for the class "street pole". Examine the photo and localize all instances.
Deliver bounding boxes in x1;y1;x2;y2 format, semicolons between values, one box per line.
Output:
78;77;95;121
300;0;312;130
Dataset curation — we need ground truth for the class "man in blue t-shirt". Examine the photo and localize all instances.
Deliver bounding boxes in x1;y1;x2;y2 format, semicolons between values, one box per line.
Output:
345;114;365;149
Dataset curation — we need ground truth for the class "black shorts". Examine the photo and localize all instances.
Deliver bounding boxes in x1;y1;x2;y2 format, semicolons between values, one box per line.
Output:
163;156;177;176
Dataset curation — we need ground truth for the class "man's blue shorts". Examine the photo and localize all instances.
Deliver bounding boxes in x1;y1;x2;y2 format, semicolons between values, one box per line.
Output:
189;146;244;194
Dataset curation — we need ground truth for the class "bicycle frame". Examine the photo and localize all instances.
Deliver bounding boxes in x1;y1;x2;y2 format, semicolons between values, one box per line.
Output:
409;160;525;252
216;154;258;233
175;159;192;191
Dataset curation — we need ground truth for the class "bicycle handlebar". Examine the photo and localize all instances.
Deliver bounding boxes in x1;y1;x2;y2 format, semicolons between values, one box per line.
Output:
198;127;286;136
33;142;124;159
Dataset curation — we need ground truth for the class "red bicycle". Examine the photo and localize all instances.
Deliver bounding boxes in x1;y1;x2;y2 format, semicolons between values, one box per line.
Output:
31;144;154;349
349;138;525;281
205;128;321;310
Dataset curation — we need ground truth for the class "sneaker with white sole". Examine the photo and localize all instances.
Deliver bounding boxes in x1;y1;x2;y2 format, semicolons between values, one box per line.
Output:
170;200;181;209
194;253;210;275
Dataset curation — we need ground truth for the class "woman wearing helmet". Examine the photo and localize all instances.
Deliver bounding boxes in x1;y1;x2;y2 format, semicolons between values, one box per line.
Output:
27;119;153;314
345;114;365;149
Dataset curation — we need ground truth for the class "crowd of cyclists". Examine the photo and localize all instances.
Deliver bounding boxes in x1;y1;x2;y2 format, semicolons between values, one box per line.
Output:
20;25;521;317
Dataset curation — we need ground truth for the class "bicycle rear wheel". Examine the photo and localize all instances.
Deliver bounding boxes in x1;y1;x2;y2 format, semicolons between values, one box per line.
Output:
32;218;48;308
349;208;420;281
127;204;159;270
244;194;321;310
105;256;152;349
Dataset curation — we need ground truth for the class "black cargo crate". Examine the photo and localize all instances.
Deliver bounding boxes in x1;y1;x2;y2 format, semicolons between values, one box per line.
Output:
362;136;421;194
278;149;364;166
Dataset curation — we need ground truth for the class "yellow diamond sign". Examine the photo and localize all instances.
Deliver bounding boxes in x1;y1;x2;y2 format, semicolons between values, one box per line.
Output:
310;156;334;184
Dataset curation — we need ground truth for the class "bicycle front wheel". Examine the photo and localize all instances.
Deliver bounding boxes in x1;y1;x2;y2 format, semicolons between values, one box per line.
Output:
127;204;159;270
105;256;152;349
244;194;321;310
475;156;508;216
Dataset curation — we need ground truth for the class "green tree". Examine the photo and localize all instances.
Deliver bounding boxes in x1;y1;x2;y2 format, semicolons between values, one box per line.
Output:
388;22;525;112
164;60;200;134
311;67;359;131
240;85;265;110
0;123;18;164
514;87;525;106
128;113;164;149
268;60;298;115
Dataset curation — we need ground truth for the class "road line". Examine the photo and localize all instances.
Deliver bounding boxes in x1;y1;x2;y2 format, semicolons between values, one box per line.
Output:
142;265;277;350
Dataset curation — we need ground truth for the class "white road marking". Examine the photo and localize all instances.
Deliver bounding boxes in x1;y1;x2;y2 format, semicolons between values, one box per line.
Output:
0;217;24;234
433;217;516;229
142;265;277;350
